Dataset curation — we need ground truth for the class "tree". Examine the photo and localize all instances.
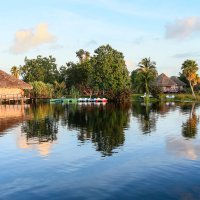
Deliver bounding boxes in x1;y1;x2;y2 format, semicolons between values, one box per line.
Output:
30;81;53;98
91;44;131;101
53;81;66;98
137;58;157;101
76;49;90;63
131;69;145;93
181;59;199;97
60;60;94;96
20;55;59;84
10;66;20;79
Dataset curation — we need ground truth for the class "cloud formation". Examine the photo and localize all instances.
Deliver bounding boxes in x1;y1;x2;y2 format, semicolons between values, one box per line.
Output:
173;51;200;59
166;16;200;39
85;40;97;47
10;23;56;54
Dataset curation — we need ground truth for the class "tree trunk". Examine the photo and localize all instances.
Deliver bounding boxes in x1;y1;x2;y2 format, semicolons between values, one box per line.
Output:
189;81;196;98
145;79;149;102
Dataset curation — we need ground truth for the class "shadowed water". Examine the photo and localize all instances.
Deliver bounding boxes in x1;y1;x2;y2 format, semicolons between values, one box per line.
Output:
0;102;200;200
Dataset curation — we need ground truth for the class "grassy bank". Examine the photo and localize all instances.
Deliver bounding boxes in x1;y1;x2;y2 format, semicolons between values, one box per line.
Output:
132;93;200;102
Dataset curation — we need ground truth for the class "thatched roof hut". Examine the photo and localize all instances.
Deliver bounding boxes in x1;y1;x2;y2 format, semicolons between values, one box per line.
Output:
155;73;186;93
0;70;32;90
155;73;176;87
170;76;186;86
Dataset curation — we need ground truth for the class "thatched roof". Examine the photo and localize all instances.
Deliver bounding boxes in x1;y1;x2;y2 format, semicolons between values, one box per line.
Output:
155;73;176;87
170;76;186;86
0;70;32;89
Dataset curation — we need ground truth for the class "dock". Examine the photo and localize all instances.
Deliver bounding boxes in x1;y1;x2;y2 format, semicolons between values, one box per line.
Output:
0;94;31;104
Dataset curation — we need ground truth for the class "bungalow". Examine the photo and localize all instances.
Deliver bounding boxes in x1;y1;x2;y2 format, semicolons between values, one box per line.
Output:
0;70;32;100
155;73;186;93
170;76;186;92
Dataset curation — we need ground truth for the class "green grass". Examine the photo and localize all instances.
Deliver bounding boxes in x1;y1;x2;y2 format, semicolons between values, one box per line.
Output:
132;93;200;102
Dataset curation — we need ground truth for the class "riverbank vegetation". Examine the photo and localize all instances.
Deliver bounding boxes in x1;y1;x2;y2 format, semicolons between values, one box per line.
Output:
9;44;200;102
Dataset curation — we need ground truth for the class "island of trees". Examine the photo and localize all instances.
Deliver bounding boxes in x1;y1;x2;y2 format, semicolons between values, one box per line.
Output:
9;44;200;102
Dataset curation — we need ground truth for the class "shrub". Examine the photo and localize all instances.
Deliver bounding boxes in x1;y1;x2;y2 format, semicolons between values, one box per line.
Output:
150;85;163;99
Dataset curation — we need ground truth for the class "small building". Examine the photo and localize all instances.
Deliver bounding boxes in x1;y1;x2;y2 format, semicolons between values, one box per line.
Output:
155;73;186;93
170;76;186;92
0;70;32;100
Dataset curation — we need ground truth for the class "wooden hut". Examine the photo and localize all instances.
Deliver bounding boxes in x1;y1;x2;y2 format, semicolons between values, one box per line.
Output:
0;70;32;102
170;76;186;92
155;73;177;93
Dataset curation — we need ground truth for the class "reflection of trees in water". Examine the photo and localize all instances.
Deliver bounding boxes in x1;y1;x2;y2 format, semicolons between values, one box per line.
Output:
21;104;65;143
182;103;199;139
20;102;200;155
132;103;158;134
66;103;131;156
132;102;180;134
22;118;58;143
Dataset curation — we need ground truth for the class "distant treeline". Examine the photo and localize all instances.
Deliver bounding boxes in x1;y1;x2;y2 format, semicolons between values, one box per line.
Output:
10;44;199;100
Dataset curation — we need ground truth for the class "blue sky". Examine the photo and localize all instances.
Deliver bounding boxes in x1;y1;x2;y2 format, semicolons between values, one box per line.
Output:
0;0;200;76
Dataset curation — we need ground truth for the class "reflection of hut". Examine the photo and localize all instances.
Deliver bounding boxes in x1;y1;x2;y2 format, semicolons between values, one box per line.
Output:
17;135;54;156
0;70;32;101
170;76;186;92
0;105;29;133
155;73;185;93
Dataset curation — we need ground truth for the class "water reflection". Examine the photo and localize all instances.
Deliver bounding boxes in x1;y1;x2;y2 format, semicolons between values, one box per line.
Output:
132;103;158;134
19;104;63;156
0;105;30;134
182;103;199;139
0;102;200;157
166;136;200;160
66;103;131;156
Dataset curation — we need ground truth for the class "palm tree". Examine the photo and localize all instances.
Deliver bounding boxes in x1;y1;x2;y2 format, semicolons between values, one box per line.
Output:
137;58;157;101
76;49;90;63
10;66;20;79
85;51;90;61
76;49;85;63
181;59;199;97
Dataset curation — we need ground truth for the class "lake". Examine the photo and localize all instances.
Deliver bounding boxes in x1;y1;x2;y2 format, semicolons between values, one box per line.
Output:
0;102;200;200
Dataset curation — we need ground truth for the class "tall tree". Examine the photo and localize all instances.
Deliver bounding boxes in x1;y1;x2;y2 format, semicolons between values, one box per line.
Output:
137;58;157;101
181;59;199;97
10;66;20;79
91;45;131;101
20;55;59;84
60;60;94;96
131;69;145;93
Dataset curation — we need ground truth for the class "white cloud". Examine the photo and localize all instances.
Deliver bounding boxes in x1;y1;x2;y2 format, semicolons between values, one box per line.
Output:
166;16;200;39
173;51;200;59
166;136;200;160
10;23;56;54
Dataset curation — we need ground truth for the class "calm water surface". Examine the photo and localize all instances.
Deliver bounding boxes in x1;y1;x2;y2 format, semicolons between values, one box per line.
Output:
0;102;200;200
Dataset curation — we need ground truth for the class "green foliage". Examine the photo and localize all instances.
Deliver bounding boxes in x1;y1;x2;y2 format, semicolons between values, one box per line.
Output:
76;49;90;63
179;72;189;87
131;69;145;93
149;85;163;99
30;81;53;98
59;45;131;101
181;59;199;97
70;86;80;98
133;58;158;100
20;55;59;84
60;60;94;96
53;81;66;98
91;44;131;101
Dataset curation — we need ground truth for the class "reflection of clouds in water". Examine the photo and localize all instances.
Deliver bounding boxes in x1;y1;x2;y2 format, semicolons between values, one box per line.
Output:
166;137;200;160
17;133;54;156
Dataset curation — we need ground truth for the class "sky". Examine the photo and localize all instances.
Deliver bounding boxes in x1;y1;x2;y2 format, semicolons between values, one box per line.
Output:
0;0;200;76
